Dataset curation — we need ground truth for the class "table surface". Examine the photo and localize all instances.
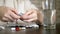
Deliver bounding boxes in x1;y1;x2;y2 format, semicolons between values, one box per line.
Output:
0;25;56;34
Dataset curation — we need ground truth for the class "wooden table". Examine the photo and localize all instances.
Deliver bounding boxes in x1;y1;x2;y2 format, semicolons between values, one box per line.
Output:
0;26;56;34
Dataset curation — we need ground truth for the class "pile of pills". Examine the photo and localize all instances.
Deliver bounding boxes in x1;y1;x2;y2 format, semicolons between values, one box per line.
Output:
11;26;26;31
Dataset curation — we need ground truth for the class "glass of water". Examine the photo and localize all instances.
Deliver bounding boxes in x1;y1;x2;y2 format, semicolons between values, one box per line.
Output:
41;0;56;29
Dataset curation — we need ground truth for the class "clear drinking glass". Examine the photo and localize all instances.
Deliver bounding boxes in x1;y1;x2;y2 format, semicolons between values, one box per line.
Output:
41;0;56;29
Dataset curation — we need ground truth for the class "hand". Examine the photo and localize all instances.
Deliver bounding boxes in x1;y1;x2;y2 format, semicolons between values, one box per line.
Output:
1;7;20;22
21;9;38;22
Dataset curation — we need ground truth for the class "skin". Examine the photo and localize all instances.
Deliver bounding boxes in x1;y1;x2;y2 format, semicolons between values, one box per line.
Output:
0;6;43;25
0;6;38;22
0;6;20;22
21;9;38;22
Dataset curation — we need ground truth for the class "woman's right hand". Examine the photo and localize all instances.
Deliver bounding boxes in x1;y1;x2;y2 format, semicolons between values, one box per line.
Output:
0;6;20;22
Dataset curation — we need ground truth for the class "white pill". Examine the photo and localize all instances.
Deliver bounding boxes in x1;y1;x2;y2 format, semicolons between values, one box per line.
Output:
20;27;26;30
11;28;15;31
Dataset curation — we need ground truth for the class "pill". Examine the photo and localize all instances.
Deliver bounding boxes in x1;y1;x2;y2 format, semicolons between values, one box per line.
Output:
11;28;15;31
19;27;26;30
16;27;20;31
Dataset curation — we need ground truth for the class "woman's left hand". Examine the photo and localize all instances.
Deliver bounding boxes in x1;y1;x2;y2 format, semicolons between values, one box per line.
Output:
21;9;38;22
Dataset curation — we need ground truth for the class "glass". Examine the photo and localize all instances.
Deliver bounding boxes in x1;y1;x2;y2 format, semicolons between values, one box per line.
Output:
41;0;56;29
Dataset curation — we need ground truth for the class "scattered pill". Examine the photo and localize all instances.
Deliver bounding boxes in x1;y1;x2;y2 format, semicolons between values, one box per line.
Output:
11;28;15;31
19;27;26;30
16;27;20;31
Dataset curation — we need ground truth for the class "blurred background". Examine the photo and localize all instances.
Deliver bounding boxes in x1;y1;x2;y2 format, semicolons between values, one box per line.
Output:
56;0;60;24
56;0;60;33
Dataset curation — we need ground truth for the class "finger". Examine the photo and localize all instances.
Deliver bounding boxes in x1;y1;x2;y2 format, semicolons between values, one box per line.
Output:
22;13;37;20
10;11;20;19
27;13;37;19
4;14;15;21
25;9;37;16
22;9;37;19
23;17;37;22
10;8;19;15
2;17;11;22
24;10;33;16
